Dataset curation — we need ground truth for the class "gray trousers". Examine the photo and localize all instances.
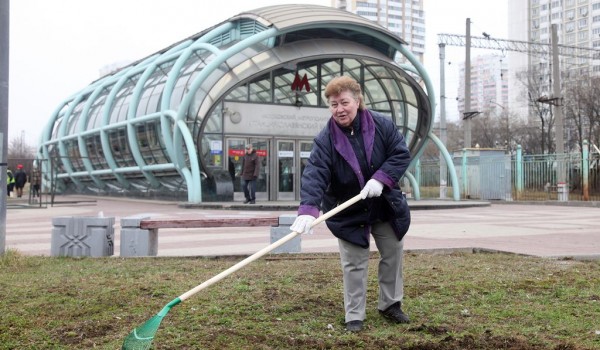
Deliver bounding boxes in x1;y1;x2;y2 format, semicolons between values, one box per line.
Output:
338;221;404;322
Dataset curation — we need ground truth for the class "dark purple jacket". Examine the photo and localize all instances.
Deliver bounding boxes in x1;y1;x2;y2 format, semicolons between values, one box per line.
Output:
298;109;411;248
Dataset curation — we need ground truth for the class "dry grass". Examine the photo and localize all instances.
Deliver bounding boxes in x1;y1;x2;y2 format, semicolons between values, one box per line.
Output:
1;249;599;349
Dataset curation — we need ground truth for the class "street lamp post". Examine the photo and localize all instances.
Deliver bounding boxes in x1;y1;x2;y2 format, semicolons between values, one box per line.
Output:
488;100;509;152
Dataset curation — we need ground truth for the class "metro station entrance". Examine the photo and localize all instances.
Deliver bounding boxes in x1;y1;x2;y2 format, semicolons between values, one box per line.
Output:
226;137;313;202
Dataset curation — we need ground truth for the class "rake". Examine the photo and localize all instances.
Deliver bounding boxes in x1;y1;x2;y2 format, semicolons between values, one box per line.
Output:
122;194;362;350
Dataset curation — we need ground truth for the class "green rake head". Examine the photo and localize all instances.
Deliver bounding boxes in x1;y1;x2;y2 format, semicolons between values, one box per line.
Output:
122;298;181;350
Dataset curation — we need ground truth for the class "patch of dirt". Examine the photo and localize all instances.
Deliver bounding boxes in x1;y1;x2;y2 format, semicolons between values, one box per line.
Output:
402;334;580;350
199;326;588;350
53;320;115;345
409;323;450;336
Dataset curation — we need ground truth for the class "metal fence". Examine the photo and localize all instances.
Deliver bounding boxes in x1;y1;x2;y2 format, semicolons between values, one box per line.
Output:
413;144;600;202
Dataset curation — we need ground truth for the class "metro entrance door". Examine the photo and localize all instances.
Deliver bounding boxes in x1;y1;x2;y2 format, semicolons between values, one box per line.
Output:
298;141;313;196
275;140;313;201
227;138;269;202
276;140;295;200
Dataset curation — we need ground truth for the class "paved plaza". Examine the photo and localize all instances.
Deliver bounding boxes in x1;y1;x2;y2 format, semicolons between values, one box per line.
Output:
4;195;600;260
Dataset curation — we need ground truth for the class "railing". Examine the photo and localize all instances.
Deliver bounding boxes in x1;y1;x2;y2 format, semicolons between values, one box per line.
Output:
413;142;600;202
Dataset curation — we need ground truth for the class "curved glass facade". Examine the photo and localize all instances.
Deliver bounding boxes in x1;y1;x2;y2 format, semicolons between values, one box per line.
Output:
38;4;440;203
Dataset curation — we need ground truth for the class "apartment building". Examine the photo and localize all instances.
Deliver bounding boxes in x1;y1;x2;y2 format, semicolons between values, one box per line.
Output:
332;0;426;63
457;54;509;117
508;0;600;120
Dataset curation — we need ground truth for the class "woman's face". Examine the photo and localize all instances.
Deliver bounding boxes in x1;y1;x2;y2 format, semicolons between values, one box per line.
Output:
328;90;359;128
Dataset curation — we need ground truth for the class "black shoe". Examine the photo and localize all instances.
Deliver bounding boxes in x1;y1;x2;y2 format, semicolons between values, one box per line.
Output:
379;302;410;324
249;200;255;204
243;199;251;204
345;320;363;332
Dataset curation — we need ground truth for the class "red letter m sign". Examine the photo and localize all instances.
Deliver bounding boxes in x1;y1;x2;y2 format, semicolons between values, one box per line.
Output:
291;73;310;92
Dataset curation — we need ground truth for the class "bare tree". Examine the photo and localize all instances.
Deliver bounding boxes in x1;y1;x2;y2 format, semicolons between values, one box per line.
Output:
470;113;499;148
8;134;36;159
563;76;600;151
516;67;554;154
510;116;540;155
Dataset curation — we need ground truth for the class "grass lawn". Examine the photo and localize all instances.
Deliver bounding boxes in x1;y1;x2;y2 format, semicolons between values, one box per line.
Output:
1;249;599;349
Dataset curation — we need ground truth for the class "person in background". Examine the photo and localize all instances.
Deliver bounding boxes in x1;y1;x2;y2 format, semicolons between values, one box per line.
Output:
240;143;260;204
31;165;41;198
228;157;236;187
14;164;28;198
290;76;412;332
6;168;15;198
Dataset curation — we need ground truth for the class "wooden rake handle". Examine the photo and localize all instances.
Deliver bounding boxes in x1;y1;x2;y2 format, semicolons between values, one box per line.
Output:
178;194;362;301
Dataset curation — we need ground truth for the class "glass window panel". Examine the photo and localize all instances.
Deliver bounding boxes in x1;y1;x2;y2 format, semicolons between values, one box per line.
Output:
344;66;362;83
343;58;361;72
118;95;132;121
302;92;318;106
204;108;222;133
364;79;387;104
66;140;84;171
170;74;192;109
370;102;392;112
146;85;162;115
186;69;201;89
155;124;170;164
51;117;63;139
137;123;155;165
225;85;249;101
48;145;65;174
392;70;409;84
406;104;419;138
109;98;124;124
320;60;342;106
67;111;82;135
141;122;166;165
274;71;295;104
89;95;107;128
85;135;107;169
183;57;203;75
278;141;295;193
109;128;135;167
321;59;342;77
392;101;406;127
93;95;107;126
249;74;271;102
136;88;153;117
367;65;393;78
382;78;402;101
401;82;418;105
90;106;103;128
86;109;98;130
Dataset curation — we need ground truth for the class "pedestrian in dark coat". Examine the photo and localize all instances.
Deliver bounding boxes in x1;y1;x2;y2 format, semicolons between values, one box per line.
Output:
14;164;28;198
240;144;260;204
291;76;411;332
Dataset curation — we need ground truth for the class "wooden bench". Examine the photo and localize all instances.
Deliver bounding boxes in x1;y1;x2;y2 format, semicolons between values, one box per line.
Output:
120;215;298;257
139;217;278;230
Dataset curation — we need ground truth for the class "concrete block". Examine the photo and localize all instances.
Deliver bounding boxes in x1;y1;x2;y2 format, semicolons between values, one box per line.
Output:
270;214;301;254
51;216;115;257
119;216;157;257
278;214;298;226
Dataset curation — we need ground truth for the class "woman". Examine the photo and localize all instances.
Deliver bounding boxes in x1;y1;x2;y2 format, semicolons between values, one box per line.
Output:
291;76;412;332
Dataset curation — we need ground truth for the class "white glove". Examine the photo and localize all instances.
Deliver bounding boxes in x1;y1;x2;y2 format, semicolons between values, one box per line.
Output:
360;179;384;199
290;215;316;235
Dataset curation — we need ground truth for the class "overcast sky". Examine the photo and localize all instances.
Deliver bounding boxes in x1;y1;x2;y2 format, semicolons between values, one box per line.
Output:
7;0;508;145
